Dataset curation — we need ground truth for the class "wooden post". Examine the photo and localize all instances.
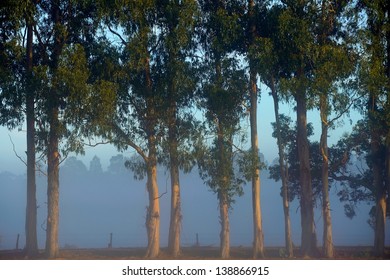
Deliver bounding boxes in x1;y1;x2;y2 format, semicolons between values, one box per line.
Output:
195;233;199;247
16;234;20;250
108;233;113;248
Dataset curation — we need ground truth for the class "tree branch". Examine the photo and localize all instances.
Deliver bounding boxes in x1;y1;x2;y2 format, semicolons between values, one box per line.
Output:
107;25;127;46
8;135;27;166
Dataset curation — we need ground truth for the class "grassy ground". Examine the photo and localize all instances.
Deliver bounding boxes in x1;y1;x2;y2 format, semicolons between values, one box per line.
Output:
0;246;389;260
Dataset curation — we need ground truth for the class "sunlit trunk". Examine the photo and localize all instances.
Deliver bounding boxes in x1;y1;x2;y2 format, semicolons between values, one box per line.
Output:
25;18;38;257
271;80;293;258
248;0;264;259
295;93;317;258
320;95;334;258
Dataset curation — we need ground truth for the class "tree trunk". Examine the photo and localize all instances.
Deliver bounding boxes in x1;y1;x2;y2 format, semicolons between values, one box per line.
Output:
370;94;386;257
45;107;60;259
295;93;317;258
271;80;293;258
219;192;230;259
248;0;264;259
168;104;181;257
249;68;265;259
320;95;334;258
216;124;230;259
145;152;160;259
25;17;38;257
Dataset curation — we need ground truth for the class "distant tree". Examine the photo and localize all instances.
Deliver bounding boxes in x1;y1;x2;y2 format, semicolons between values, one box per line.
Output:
89;155;103;174
107;154;127;175
62;156;88;176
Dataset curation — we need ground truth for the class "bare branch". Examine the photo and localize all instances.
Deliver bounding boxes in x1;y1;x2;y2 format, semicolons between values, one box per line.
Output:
8;135;27;166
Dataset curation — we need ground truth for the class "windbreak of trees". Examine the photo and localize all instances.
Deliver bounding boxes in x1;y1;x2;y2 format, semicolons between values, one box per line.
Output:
0;0;388;259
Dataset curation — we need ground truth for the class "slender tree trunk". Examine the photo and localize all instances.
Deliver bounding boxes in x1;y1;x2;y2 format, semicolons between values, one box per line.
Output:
219;192;230;259
145;154;160;259
295;93;317;258
369;94;386;257
144;52;160;258
45;107;60;258
320;95;334;258
25;17;38;257
248;0;264;259
217;125;230;259
270;79;293;258
168;104;181;257
249;68;265;259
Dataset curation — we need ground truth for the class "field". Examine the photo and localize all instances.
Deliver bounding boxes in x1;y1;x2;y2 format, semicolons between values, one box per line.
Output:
0;246;389;260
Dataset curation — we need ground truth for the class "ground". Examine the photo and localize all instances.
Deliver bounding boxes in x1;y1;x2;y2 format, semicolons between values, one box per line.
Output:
0;246;389;260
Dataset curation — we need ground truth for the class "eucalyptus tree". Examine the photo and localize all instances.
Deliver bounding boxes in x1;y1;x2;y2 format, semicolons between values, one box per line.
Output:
31;0;98;258
277;0;319;257
305;0;356;258
0;0;39;257
99;0;169;258
244;0;268;258
153;0;198;257
354;0;389;256
248;3;293;258
196;0;247;259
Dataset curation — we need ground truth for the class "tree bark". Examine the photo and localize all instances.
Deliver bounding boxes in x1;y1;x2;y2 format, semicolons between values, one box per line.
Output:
295;93;317;258
45;106;60;258
25;16;38;257
168;104;181;257
271;80;293;258
320;95;334;258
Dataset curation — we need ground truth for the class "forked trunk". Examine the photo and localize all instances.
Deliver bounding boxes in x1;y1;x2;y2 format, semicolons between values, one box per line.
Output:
25;18;38;257
45;107;60;259
320;95;334;258
295;93;317;258
271;81;293;258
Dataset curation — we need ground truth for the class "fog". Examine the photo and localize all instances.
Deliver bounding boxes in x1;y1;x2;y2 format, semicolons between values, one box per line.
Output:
1;154;387;251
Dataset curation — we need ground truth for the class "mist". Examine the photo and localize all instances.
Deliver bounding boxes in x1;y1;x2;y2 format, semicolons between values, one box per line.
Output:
1;154;387;251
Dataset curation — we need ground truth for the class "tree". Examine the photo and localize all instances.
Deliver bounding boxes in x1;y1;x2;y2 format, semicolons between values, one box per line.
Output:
99;0;167;258
245;0;267;258
154;0;198;257
308;0;355;258
248;3;293;258
196;0;246;259
89;155;103;174
31;0;98;258
0;0;39;257
277;0;319;257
